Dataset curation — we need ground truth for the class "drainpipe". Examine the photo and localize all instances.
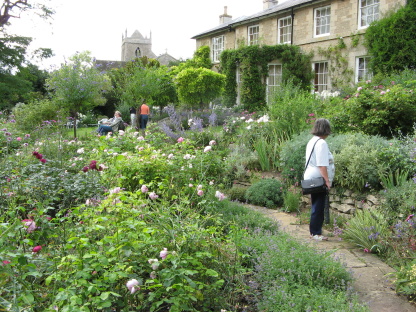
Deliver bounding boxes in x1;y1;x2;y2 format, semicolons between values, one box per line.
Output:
291;7;295;45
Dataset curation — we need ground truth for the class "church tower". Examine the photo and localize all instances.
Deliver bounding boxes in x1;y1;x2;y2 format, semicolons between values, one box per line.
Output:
121;29;157;62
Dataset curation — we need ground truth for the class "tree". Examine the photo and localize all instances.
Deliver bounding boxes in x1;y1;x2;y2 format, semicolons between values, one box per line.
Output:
175;67;225;109
46;51;111;138
0;0;54;27
0;1;54;109
365;0;416;74
113;58;177;111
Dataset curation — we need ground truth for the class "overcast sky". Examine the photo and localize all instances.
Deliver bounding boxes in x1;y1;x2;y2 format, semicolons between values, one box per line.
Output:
7;0;265;70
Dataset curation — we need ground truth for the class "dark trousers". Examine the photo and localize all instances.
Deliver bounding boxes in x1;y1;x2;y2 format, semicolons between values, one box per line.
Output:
97;125;112;135
310;191;327;235
140;114;149;129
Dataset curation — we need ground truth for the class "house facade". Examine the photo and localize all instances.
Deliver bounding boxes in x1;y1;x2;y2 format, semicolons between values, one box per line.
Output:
192;0;406;97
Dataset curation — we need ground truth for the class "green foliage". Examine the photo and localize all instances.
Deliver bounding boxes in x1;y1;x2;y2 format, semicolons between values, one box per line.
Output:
317;37;355;89
364;1;416;75
175;67;225;108
220;45;313;111
330;132;416;192
283;187;302;213
113;60;177;110
279;130;309;188
342;209;389;253
245;178;284;208
393;259;416;301
0;34;34;109
46;51;111;137
12;99;67;131
268;81;321;138
323;76;416;138
379;180;416;224
226;186;248;202
243;233;367;312
223;143;259;184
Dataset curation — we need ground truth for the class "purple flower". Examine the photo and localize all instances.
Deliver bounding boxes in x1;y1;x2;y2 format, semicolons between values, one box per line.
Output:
141;185;148;193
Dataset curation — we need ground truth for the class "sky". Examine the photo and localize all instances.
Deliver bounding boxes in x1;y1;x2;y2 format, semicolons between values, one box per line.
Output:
7;0;265;70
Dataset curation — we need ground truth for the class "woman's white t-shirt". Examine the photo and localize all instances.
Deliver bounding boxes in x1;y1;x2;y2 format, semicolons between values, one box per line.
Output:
303;136;335;184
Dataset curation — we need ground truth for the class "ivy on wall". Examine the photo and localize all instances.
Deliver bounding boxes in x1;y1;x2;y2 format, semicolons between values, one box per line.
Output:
317;36;360;89
220;45;313;111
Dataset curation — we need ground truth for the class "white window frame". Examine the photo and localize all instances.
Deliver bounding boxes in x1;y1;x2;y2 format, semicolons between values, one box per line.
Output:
314;6;331;37
356;56;372;82
248;25;260;45
359;0;380;29
212;36;224;63
267;64;283;102
313;62;329;93
278;16;292;44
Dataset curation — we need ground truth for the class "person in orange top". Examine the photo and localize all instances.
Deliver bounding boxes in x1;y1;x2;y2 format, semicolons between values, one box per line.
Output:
137;102;150;136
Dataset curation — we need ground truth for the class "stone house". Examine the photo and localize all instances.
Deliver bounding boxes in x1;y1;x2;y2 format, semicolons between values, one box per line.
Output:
192;0;406;100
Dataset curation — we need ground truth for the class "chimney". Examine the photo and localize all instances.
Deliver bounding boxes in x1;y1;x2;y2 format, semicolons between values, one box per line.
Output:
219;6;232;24
263;0;278;10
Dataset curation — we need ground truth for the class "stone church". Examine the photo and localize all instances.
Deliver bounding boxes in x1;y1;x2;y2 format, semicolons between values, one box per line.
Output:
121;29;177;65
96;29;177;70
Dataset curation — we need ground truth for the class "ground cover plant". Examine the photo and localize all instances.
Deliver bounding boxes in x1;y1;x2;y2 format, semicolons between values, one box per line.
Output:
0;112;370;311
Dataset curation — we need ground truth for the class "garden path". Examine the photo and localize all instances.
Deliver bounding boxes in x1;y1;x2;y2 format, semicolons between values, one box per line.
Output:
243;204;416;312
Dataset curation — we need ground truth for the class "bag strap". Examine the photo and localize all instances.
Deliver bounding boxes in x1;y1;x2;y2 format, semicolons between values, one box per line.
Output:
304;138;321;173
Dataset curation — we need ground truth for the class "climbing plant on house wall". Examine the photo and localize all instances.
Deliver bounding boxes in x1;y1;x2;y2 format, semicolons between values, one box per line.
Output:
220;45;313;111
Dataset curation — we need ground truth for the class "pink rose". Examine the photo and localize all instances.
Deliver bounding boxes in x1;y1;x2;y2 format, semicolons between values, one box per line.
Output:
126;279;140;294
32;245;42;253
160;248;168;260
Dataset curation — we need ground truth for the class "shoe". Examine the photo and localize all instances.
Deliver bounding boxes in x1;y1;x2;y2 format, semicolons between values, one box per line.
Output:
311;235;328;241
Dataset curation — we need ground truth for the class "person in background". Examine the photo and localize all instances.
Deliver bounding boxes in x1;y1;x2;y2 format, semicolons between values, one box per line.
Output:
129;107;136;127
137;102;150;136
304;118;335;241
97;111;123;136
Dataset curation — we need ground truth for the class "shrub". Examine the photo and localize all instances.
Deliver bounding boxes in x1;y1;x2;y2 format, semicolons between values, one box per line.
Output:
13;99;67;132
242;232;367;312
393;259;416;302
226;186;248;202
245;178;284;208
342;209;390;254
279;130;309;188
385;215;416;268
268;81;322;138
379;180;416;225
323;80;416;138
223;143;259;184
282;187;302;213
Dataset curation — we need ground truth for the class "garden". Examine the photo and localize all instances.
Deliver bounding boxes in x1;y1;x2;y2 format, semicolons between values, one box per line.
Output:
1;2;416;308
1;66;416;310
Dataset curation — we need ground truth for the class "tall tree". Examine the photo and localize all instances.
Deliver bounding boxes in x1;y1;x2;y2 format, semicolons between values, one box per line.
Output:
46;51;111;138
0;0;54;27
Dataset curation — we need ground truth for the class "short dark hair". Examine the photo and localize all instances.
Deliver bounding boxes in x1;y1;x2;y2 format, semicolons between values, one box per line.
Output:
311;118;331;136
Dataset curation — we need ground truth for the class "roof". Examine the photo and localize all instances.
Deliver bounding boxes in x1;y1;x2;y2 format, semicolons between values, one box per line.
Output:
191;0;315;39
